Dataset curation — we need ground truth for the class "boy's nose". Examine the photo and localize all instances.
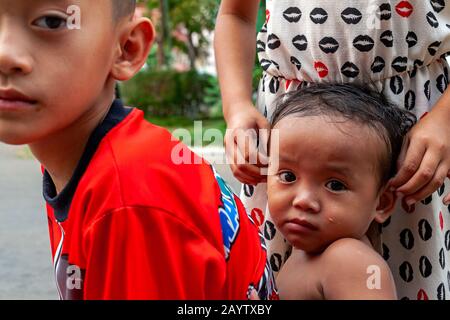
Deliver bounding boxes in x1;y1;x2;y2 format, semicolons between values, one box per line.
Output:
0;27;32;76
292;187;320;214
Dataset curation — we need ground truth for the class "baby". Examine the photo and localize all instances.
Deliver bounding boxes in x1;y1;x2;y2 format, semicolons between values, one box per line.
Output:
267;83;416;299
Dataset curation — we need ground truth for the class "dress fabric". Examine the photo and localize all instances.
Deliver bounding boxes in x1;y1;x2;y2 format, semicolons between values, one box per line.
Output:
241;0;450;300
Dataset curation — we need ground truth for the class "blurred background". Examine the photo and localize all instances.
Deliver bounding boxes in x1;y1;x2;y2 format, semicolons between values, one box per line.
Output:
0;0;267;299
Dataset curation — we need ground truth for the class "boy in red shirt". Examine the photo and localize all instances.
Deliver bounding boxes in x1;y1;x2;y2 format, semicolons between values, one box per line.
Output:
0;0;276;300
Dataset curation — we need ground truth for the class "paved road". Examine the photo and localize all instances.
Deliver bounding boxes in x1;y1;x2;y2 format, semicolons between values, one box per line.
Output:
0;143;57;300
0;143;241;300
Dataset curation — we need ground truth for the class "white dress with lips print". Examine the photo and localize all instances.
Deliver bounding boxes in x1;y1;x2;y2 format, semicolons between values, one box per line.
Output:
241;0;450;300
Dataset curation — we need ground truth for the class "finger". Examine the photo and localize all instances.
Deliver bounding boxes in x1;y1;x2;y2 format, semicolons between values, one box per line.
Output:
390;138;427;189
233;146;266;181
443;170;450;205
236;128;260;166
231;164;261;185
396;150;441;196
403;162;447;205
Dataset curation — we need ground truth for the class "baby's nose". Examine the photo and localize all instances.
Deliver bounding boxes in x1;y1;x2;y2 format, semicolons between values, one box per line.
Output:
292;187;320;213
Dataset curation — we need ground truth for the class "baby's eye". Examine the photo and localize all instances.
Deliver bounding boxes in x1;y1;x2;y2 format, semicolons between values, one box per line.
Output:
279;171;297;183
34;16;67;30
325;180;347;192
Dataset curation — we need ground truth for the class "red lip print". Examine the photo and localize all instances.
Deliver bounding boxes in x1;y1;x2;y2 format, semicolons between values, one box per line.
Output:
266;9;270;23
314;61;329;78
417;289;429;300
440;211;444;230
285;79;293;90
396;1;413;18
251;208;264;227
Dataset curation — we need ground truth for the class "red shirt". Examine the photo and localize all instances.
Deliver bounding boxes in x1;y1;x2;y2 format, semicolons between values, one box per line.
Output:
43;100;277;300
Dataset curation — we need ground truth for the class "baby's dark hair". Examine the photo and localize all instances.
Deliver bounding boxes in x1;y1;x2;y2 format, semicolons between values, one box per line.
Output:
112;0;136;20
270;83;417;187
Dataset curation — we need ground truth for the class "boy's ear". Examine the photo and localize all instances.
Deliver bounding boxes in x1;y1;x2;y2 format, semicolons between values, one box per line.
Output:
374;186;397;224
111;17;155;81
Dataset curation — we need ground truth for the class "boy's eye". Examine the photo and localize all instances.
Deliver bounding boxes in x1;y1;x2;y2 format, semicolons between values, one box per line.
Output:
34;16;67;30
279;171;297;183
325;180;347;192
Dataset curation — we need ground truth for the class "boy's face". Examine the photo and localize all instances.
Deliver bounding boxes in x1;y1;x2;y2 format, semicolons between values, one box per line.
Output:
0;0;120;144
268;115;390;254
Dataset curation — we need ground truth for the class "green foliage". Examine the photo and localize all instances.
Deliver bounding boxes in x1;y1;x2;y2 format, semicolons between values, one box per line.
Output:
121;69;216;119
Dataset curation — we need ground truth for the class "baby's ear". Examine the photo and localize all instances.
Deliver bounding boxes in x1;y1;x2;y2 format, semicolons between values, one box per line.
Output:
111;17;155;81
374;186;397;224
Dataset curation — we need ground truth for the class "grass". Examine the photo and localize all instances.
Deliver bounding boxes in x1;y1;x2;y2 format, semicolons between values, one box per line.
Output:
145;115;227;147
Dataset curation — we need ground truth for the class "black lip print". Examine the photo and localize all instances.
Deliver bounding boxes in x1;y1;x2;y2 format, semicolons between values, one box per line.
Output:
260;59;272;71
310;8;328;24
382;243;390;260
428;41;442;56
341;7;362;24
444;66;449;83
439;248;445;269
283;7;302;23
297;81;309;90
270;253;282;272
405;90;416;111
406;31;418;48
380;30;394;47
427;12;439;28
263;106;267;117
319;37;339;54
290;56;302;71
353;35;375;52
445;230;450;250
341;62;359;78
421;195;432;205
400;229;415;250
419;219;433;241
448;271;450;291
437;74;448;93
438;184;445;196
244;184;254;197
390;76;404;95
371;56;386;73
260;23;267;33
269;77;280;94
424;80;431;100
419;256;432;278
438;283;446;300
409;59;424;78
431;0;446;13
378;3;392;20
256;40;266;53
267;34;281;50
392;56;408;73
399;261;414;282
292;34;308;51
264;220;276;241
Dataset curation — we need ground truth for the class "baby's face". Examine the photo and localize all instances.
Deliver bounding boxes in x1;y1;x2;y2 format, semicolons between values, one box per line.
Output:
0;0;119;144
268;115;389;254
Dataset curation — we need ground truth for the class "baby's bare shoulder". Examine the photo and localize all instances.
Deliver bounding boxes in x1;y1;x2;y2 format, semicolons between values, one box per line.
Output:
320;238;397;300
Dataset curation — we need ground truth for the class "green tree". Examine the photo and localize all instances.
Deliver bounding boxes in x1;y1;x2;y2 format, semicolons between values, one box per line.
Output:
147;0;218;71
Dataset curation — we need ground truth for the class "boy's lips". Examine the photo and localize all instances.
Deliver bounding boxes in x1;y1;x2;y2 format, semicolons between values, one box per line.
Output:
0;89;37;111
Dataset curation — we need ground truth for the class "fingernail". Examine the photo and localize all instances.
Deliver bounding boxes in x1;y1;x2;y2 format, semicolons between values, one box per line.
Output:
406;199;415;206
444;199;450;206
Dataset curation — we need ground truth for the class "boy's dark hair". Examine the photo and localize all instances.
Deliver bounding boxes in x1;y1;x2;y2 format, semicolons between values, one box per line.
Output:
270;83;417;187
112;0;136;20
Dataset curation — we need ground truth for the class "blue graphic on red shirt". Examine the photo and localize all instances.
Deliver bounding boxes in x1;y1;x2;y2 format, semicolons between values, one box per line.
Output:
212;167;240;260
